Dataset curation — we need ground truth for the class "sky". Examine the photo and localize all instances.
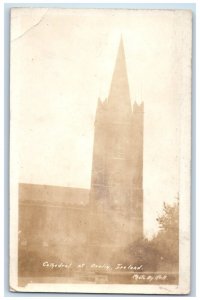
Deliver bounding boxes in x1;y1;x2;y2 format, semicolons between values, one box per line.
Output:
10;8;191;238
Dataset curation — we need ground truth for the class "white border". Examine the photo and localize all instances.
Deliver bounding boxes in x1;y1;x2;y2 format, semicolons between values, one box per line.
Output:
0;0;5;299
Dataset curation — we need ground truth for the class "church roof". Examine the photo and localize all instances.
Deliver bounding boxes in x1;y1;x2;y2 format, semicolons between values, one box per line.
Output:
19;183;89;207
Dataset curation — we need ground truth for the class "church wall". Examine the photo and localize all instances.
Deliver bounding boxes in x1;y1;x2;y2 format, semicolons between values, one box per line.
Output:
18;184;90;276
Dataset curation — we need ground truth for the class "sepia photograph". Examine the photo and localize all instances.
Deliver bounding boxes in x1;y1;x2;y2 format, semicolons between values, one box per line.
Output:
9;8;192;294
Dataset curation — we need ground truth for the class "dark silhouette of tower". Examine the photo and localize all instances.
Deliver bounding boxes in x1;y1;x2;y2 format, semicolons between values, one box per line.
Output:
89;37;143;257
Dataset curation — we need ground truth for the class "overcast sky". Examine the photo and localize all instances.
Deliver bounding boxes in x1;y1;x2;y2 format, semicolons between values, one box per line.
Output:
11;8;191;238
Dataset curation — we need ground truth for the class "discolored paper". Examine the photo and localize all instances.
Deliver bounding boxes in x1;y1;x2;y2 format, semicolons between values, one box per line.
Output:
10;8;192;294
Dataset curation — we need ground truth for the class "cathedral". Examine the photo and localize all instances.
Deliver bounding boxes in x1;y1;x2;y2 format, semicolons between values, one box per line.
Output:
89;37;143;258
18;38;144;278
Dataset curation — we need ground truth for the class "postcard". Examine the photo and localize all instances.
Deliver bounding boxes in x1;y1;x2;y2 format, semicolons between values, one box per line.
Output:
10;8;192;294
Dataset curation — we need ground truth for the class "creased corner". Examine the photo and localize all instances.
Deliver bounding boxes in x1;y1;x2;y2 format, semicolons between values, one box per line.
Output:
11;9;49;43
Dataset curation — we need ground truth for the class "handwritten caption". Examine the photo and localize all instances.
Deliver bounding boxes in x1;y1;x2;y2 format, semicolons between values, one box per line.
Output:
42;262;169;281
42;262;143;271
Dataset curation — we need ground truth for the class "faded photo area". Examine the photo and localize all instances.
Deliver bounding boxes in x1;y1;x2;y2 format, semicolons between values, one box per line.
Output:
10;9;191;293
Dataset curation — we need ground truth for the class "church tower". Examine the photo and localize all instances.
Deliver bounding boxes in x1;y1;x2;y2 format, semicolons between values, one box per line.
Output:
89;37;143;256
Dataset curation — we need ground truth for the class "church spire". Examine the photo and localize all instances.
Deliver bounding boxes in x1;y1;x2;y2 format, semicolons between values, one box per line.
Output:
108;36;132;116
